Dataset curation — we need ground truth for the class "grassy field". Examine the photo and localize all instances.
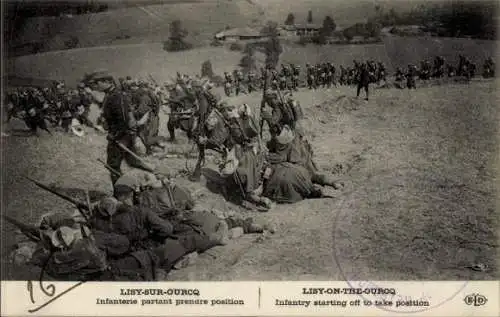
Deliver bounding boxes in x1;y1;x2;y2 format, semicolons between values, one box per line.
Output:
7;35;497;87
2;77;498;281
9;0;265;54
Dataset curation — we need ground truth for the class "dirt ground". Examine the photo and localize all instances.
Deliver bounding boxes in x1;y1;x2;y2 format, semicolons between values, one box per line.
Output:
1;78;498;281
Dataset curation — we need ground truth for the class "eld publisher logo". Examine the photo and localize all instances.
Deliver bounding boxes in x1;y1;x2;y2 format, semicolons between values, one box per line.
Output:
464;293;488;307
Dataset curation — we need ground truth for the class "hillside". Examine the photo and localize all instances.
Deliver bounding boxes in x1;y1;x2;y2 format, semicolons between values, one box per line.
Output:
6;36;497;87
7;0;265;55
2;78;498;281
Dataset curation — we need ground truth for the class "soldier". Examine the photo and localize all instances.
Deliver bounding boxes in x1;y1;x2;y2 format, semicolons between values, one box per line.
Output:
234;69;245;95
376;62;386;84
261;90;303;139
247;70;256;93
72;83;94;128
446;63;456;77
394;67;405;88
90;194;226;275
356;62;370;100
406;64;417;89
86;71;155;184
266;125;344;192
483;57;495;78
306;63;315;89
223;72;233;96
130;82;163;155
291;64;300;90
23;88;52;135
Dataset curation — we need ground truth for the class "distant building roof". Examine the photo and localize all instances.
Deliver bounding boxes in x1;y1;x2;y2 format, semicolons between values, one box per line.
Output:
215;27;262;38
287;23;323;30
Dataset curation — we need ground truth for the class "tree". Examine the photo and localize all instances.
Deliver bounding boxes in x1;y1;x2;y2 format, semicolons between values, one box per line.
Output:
285;13;295;25
321;15;336;37
343;27;355;41
260;21;280;36
365;21;381;38
239;44;257;73
201;60;214;78
307;10;313;23
164;19;192;51
264;26;282;69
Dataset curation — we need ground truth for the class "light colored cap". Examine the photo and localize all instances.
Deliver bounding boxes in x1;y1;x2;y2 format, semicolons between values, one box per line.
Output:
275;125;295;145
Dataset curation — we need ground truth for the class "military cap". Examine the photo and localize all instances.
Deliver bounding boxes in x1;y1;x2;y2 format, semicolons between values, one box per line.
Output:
50;226;79;249
98;197;119;217
113;184;134;198
275;125;295;145
265;90;278;99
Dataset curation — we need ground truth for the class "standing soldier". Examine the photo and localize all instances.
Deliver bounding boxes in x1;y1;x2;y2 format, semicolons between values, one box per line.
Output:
483;57;495;78
291;64;300;91
247;71;256;93
235;69;245;95
86;72;155;184
406;64;417;89
223;72;233;96
306;64;315;90
356;62;370;100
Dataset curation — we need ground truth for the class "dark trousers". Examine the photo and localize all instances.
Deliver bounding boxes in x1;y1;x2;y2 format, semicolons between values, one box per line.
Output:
357;83;369;99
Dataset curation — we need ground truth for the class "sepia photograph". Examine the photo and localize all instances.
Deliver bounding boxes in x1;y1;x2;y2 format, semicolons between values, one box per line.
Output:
1;0;498;286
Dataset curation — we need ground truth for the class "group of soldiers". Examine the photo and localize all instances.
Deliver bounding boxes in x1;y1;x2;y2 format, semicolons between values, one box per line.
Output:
7;65;347;281
5;51;496;281
4;81;95;136
219;55;496;100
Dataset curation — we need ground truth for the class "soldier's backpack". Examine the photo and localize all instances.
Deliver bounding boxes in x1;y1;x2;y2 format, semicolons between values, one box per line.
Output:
40;236;109;281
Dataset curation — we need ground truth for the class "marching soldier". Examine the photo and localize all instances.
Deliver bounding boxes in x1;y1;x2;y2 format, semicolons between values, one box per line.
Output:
86;71;155;184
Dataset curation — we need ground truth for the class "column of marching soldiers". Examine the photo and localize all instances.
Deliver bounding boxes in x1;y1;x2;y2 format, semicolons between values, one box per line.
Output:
4;54;496;282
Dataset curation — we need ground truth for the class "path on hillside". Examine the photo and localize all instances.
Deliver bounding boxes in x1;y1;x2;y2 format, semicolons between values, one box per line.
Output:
1;81;498;281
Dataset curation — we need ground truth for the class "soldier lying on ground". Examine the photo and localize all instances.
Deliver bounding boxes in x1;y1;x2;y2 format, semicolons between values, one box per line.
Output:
114;166;275;236
11;204;224;281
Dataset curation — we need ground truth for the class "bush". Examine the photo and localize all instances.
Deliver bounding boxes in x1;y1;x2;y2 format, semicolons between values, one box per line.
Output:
64;36;79;49
229;42;244;51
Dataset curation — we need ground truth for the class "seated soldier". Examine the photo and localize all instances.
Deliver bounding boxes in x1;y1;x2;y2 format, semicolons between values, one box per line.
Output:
205;102;274;210
266;125;343;190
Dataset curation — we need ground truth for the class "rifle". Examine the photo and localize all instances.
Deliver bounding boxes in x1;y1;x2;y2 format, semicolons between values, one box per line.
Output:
259;68;269;138
97;158;122;178
2;214;43;243
23;176;90;222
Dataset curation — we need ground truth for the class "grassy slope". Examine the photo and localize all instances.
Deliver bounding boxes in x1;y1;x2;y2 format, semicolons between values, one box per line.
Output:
2;36;498;281
9;0;387;54
10;0;264;52
6;36;497;87
2;79;498;281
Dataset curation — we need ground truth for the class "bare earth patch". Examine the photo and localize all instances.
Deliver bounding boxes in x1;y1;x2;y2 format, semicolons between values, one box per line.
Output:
1;79;498;281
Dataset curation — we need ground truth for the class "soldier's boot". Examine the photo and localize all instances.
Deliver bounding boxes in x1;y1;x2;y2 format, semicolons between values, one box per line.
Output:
312;173;344;190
